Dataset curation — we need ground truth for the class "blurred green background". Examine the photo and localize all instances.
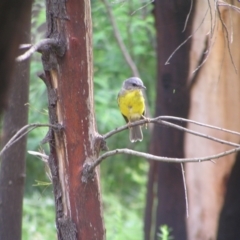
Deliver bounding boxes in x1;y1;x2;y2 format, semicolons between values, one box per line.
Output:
23;0;156;239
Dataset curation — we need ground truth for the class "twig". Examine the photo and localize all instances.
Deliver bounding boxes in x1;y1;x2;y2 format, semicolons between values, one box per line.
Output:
16;38;57;62
165;8;209;65
19;44;32;49
207;0;214;37
131;0;154;16
182;0;193;32
101;0;140;77
103;116;240;148
192;0;218;74
87;146;240;172
28;150;49;162
159;116;240;137
159;119;240;147
217;3;238;74
192;32;217;73
227;2;233;43
218;0;240;13
0;123;57;156
191;1;219;75
181;163;189;218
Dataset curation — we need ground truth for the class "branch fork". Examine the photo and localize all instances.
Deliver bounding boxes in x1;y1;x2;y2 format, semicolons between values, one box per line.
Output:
82;116;240;182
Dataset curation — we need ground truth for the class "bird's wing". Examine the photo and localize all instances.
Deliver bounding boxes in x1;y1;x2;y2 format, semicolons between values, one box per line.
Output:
117;90;129;123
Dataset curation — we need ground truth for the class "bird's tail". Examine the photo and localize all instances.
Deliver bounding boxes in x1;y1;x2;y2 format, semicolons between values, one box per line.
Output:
129;125;143;142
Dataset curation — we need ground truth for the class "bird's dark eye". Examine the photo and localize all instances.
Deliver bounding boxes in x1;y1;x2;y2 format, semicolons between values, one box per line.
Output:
132;83;137;87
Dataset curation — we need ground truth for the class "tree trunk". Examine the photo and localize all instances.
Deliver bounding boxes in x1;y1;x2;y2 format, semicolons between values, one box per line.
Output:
0;0;32;115
185;1;240;239
217;151;240;240
0;2;32;239
145;1;195;240
41;0;105;239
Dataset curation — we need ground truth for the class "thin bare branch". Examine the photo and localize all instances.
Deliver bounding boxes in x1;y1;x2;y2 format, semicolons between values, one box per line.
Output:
159;116;240;137
131;0;154;16
228;3;233;43
101;0;140;77
182;0;193;32
181;163;189;218
16;38;57;62
207;0;213;37
192;30;219;73
28;150;49;162
87;146;240;172
165;8;209;65
0;123;57;156
218;0;240;13
192;1;218;74
19;43;32;49
103;116;240;148
217;4;238;74
160;119;240;147
83;115;240;178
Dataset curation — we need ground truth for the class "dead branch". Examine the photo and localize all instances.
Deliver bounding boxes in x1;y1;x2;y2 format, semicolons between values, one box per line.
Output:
216;3;238;73
218;0;240;14
19;44;32;49
165;8;209;65
0;123;58;156
16;38;57;62
82;115;240;181
181;163;189;218
130;0;155;16
85;145;240;174
182;0;193;32
159;116;240;137
103;116;240;148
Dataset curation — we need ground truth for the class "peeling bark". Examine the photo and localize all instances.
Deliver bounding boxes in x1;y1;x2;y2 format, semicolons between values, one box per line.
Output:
185;1;240;239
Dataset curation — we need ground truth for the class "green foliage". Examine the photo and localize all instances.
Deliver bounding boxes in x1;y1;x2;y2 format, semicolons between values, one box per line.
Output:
25;0;49;193
103;192;144;240
157;225;174;240
22;190;146;240
22;192;56;240
31;0;46;42
25;56;49;193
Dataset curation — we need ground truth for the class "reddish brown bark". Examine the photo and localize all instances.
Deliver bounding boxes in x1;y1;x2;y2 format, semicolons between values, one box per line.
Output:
42;0;105;239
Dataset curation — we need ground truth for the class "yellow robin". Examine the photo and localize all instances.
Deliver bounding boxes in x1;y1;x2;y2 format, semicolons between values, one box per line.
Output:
117;77;146;142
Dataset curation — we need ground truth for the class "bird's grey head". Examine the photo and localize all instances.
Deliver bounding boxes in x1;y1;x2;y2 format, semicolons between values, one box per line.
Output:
122;77;146;91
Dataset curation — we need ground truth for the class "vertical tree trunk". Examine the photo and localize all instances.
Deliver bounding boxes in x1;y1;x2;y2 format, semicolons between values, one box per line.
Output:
0;2;32;239
145;1;195;240
42;0;105;239
185;1;240;239
0;0;32;114
217;151;240;240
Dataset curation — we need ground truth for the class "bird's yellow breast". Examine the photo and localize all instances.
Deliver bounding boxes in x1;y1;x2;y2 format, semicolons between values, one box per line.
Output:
118;89;145;122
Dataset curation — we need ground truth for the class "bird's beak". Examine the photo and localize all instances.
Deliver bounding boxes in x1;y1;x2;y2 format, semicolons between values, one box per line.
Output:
141;85;146;90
